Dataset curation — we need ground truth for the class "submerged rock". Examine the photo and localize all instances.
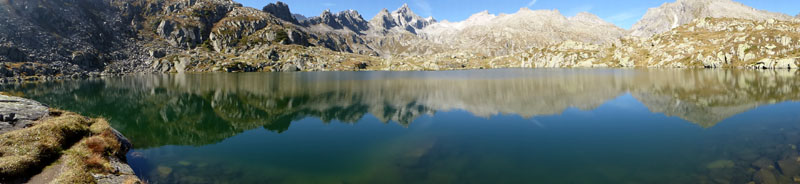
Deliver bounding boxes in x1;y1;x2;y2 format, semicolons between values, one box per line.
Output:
778;157;800;176
752;157;775;169
707;160;735;169
157;166;173;178
755;169;779;184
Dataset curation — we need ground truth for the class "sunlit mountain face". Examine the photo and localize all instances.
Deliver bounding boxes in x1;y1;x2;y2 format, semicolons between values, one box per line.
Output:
5;69;800;183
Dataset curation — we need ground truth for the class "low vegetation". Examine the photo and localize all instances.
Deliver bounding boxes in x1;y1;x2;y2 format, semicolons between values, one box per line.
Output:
54;118;133;183
0;110;142;183
0;110;90;179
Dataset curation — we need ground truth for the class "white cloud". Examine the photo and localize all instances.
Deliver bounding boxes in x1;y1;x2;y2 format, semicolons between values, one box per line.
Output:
527;0;538;7
413;0;433;17
322;2;335;7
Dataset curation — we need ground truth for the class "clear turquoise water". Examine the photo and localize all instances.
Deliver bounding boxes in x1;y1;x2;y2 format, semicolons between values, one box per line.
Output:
6;69;800;183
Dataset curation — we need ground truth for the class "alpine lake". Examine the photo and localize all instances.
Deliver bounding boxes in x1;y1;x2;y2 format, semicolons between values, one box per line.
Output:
4;69;800;183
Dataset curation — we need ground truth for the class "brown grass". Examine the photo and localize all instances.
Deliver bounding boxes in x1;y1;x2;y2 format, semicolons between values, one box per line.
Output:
1;109;141;183
85;153;109;171
0;91;25;97
0;110;90;178
54;118;141;184
85;137;110;154
54;146;95;184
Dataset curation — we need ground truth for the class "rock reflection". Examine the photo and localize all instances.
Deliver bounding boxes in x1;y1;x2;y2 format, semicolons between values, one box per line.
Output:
5;69;800;147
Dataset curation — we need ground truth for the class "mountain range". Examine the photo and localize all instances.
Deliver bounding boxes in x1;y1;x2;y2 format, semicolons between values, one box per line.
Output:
0;0;798;80
631;0;793;37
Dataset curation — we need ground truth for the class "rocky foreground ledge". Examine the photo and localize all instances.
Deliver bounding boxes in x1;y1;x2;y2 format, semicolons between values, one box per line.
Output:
0;94;141;184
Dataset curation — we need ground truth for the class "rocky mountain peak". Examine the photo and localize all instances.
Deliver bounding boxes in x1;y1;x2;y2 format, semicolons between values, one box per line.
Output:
369;8;396;31
262;1;297;24
395;3;412;14
570;12;615;26
465;11;495;22
510;8;564;20
378;8;391;14
293;14;307;21
384;3;437;33
321;9;333;16
303;9;369;33
419;8;626;57
631;0;792;37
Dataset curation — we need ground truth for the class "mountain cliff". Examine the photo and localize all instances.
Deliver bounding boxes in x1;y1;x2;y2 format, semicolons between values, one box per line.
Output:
261;1;298;24
631;0;792;37
0;0;142;76
302;10;369;33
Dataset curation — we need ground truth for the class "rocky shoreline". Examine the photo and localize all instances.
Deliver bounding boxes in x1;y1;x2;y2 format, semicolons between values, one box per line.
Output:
0;94;141;184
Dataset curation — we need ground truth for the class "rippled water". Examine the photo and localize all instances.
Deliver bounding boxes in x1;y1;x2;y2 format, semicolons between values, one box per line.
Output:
5;69;800;183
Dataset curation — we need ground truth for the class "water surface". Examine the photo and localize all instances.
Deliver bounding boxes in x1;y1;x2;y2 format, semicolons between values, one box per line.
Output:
6;69;800;183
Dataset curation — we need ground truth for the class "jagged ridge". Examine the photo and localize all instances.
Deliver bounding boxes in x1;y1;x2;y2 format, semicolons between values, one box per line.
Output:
0;0;799;81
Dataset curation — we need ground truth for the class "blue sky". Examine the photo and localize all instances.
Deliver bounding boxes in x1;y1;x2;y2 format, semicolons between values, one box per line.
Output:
234;0;800;29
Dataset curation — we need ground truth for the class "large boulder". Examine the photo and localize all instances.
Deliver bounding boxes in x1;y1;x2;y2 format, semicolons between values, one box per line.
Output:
71;51;103;68
0;95;49;134
778;158;800;177
280;63;300;72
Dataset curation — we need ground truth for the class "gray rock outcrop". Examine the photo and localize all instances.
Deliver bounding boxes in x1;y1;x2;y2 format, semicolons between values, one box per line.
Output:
293;14;308;21
0;95;49;134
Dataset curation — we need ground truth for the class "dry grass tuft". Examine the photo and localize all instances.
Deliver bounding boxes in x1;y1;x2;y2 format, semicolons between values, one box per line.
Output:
1;109;141;183
85;137;109;154
54;145;95;184
85;153;110;171
89;118;111;134
0;110;90;178
54;135;114;183
55;116;141;183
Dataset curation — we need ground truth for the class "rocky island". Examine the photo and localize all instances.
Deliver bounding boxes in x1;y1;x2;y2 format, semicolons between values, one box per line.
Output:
0;0;797;83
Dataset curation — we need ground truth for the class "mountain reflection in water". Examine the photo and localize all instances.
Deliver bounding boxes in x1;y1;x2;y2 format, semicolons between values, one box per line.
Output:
7;69;800;148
